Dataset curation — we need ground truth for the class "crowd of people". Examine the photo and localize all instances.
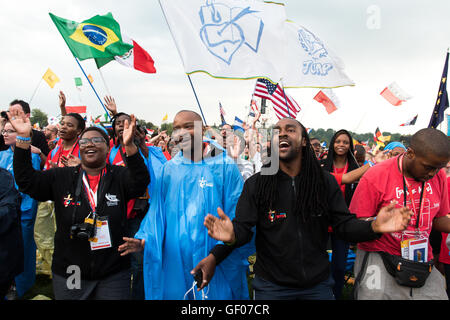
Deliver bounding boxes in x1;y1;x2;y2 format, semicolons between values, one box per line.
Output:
0;92;449;301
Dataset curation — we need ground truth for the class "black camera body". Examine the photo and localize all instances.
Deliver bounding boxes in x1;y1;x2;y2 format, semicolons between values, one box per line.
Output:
70;220;96;240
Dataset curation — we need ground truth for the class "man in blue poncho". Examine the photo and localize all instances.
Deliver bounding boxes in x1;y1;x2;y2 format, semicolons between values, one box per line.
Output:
119;110;254;300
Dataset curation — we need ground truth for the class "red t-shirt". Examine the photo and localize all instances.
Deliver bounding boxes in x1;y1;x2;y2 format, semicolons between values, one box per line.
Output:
439;176;450;264
44;140;80;169
331;166;346;196
349;157;449;261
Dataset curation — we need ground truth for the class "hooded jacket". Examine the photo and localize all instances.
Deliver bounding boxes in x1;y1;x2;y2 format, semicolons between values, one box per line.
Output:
212;169;382;289
13;147;149;280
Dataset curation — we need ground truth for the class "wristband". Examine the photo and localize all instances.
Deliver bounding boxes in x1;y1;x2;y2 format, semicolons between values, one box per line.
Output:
368;160;375;167
17;136;31;141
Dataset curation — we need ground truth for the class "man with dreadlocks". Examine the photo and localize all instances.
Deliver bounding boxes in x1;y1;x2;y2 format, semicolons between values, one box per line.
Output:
194;117;414;300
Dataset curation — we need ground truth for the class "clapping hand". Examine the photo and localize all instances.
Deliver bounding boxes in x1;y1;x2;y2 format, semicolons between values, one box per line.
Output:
371;201;414;233
204;207;235;243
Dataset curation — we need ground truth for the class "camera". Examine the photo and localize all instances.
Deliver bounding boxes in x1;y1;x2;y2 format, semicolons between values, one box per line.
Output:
70;219;96;240
1;111;8;120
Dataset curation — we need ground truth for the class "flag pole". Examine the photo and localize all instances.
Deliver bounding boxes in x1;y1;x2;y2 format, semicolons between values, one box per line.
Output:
74;57;111;121
97;68;112;96
186;74;207;126
29;78;43;104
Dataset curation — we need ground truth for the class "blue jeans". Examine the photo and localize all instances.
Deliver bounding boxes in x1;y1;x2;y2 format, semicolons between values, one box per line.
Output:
252;275;335;300
330;233;349;300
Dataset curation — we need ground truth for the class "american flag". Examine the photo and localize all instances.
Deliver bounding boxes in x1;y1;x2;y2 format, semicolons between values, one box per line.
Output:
253;78;301;119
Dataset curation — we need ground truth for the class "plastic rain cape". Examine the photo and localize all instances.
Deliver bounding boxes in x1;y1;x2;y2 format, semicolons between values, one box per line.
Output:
135;150;255;300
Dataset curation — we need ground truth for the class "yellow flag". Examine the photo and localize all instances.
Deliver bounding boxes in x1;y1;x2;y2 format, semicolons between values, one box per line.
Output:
162;114;168;122
42;68;60;88
378;135;391;143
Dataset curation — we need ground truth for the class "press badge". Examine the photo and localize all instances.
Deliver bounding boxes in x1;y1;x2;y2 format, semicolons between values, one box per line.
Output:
89;216;112;251
400;231;428;262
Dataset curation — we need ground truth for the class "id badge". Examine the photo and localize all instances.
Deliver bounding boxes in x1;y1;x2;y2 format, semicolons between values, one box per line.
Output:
400;231;428;262
89;216;112;251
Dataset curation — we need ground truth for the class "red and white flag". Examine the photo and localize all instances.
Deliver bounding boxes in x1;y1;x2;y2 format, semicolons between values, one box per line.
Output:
380;82;412;106
313;89;339;114
253;78;301;119
65;106;87;114
115;35;156;74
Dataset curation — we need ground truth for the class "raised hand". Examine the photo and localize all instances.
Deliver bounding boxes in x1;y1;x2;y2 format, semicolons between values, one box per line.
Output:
122;114;136;146
204;207;235;243
7;108;32;137
118;237;145;256
59;91;66;108
371;202;414;233
104;96;117;116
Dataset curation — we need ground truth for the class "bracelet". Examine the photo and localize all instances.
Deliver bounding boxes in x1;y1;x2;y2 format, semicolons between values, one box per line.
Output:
17;136;31;142
368;160;375;167
365;217;377;221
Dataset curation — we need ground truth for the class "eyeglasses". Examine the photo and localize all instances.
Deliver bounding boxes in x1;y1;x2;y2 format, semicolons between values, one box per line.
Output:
311;143;321;147
1;129;16;135
79;137;106;147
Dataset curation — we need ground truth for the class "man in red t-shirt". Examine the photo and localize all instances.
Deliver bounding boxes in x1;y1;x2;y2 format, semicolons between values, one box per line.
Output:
350;128;450;300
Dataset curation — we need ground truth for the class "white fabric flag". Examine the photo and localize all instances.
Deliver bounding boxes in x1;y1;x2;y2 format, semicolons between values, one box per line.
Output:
282;21;355;88
159;0;288;83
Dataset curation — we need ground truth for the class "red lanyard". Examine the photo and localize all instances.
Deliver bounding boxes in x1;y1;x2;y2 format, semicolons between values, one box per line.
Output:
333;160;348;174
54;140;79;167
82;168;106;214
398;155;427;229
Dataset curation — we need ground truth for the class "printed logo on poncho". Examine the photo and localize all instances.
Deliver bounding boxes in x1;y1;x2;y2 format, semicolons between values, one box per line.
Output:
199;177;213;188
105;193;119;206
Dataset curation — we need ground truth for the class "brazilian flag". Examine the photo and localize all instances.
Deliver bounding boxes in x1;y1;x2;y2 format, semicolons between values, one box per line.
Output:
49;12;133;60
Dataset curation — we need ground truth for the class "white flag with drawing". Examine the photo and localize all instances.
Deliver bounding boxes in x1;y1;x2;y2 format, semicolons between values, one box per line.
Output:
159;0;288;83
282;21;355;88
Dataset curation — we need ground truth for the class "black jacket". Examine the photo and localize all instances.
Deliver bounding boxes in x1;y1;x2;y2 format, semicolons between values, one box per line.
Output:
212;169;381;289
13;147;149;280
0;168;23;285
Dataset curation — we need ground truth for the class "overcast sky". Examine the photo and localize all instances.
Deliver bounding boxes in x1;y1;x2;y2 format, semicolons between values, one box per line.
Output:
1;0;449;134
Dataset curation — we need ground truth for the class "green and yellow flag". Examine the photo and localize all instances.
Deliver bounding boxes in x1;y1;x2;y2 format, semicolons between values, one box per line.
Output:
49;12;132;60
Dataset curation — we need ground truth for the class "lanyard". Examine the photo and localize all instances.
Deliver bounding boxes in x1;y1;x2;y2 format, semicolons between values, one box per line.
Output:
54;139;79;167
398;155;427;229
333;160;348;174
82;168;106;214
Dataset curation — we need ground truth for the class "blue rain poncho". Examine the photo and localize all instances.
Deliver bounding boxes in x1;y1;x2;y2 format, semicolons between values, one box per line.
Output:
136;150;255;300
109;145;167;200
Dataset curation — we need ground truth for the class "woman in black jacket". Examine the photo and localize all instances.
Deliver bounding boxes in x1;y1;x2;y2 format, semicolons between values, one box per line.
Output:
10;109;150;300
321;129;359;299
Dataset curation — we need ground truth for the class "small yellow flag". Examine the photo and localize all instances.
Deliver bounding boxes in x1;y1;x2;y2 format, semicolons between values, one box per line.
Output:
42;68;60;88
162;114;168;122
88;74;94;83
